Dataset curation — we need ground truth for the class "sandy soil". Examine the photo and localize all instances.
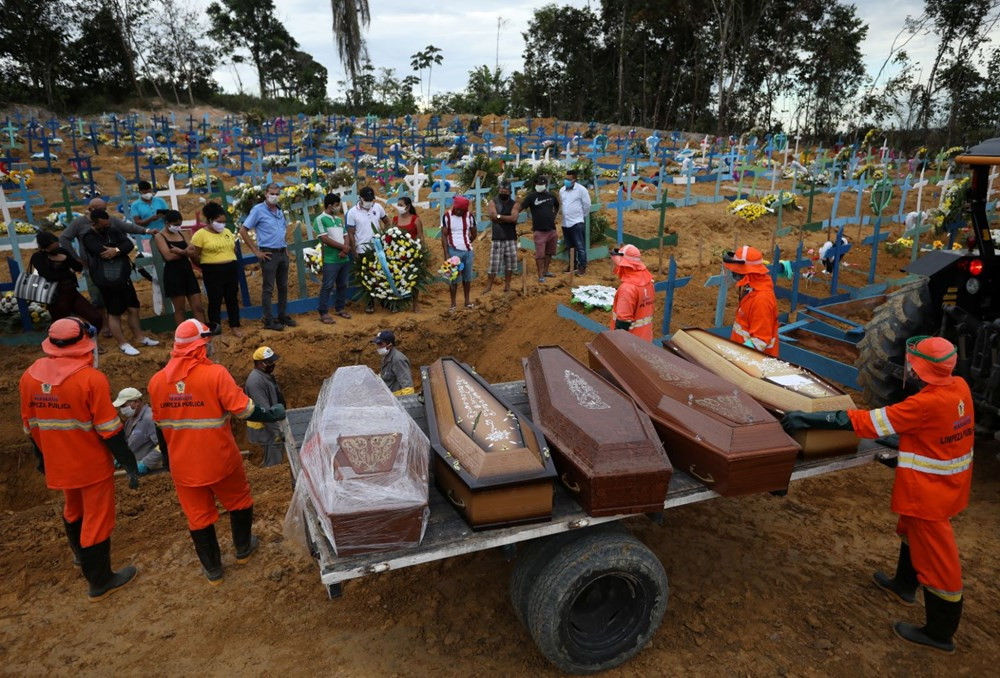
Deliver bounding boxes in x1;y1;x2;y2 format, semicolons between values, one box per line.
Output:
1;116;996;676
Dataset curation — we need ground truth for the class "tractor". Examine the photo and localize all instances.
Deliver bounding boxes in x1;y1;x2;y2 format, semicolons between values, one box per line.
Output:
857;138;1000;426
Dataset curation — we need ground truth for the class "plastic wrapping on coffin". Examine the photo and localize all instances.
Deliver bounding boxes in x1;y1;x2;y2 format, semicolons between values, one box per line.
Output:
522;346;672;517
295;366;430;556
587;330;799;497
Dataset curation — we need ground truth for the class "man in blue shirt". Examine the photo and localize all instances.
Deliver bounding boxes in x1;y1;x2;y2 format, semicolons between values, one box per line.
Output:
130;181;169;232
239;183;294;331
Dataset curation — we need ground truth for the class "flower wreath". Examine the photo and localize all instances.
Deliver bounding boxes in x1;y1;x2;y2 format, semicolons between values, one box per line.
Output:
352;226;432;311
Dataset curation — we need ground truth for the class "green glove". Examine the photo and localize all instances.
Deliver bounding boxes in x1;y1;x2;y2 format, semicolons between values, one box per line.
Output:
614;319;632;330
247;403;286;423
780;410;852;435
31;440;45;475
104;431;139;489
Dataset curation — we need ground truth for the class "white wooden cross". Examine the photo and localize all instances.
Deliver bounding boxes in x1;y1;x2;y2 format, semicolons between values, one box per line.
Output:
403;162;429;207
903;167;930;241
699;135;710;160
0;185;26;225
936;167;955;210
879;138;889;164
562;144;574;166
157;174;190;211
543;147;552;163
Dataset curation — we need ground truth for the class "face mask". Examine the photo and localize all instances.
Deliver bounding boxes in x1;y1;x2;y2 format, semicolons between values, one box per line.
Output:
395;204;406;213
730;270;742;283
360;200;373;210
499;193;510;201
376;346;389;356
167;225;181;233
564;180;573;188
266;194;279;205
120;405;136;418
211;221;226;232
141;192;152;201
534;184;546;193
263;363;275;374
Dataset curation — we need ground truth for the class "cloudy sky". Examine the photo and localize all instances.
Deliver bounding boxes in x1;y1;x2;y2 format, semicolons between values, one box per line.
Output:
198;1;984;101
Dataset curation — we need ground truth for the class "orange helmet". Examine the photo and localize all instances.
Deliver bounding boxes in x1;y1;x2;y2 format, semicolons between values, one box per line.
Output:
723;245;769;275
906;335;957;386
42;317;96;357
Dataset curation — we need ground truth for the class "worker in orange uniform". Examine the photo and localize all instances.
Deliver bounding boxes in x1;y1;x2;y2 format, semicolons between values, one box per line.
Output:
609;244;655;341
781;336;972;654
19;317;139;601
148;319;286;584
723;245;779;356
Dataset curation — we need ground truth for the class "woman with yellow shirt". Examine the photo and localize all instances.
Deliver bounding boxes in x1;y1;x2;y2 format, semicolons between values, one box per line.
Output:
190;203;243;338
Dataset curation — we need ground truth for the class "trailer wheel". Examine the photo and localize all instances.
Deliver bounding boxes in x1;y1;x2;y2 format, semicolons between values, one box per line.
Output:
524;530;668;675
857;279;935;407
509;523;626;626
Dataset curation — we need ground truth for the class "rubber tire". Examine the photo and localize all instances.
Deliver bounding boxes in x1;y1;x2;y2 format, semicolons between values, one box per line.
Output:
523;530;668;675
509;523;626;626
856;279;935;407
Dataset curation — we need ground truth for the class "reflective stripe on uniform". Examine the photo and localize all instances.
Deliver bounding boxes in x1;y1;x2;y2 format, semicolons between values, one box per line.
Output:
897;450;973;476
94;416;123;433
632;316;653;328
925;586;963;602
733;321;772;350
234;398;255;421
869;407;896;437
158;415;231;430
27;418;94;431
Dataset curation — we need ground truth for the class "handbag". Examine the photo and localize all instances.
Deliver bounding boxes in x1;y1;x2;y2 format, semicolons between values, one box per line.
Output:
91;253;132;287
14;271;58;305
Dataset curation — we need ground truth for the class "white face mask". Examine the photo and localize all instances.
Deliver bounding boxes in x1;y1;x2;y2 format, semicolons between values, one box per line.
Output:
534;184;546;193
360;200;373;210
211;220;226;232
141;192;153;201
167;225;181;233
119;405;136;418
266;194;279;205
395;204;406;214
376;346;389;356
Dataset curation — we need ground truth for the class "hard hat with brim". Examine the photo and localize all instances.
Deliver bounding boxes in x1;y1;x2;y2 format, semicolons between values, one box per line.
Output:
252;346;279;362
41;317;97;357
172;319;220;355
906;335;957;386
610;244;645;269
723;245;769;275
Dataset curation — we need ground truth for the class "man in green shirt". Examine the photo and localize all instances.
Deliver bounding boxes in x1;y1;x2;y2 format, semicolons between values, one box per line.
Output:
317;194;353;323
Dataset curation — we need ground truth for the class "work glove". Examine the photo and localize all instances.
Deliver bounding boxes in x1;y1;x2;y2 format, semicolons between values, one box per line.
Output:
247;403;286;423
155;427;170;470
104;431;140;490
137;461;149;475
31;440;45;475
780;410;852;435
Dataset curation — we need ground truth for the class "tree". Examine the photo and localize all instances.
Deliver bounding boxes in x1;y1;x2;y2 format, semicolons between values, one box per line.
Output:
409;45;443;106
207;0;296;98
147;0;218;106
328;0;370;85
0;0;72;109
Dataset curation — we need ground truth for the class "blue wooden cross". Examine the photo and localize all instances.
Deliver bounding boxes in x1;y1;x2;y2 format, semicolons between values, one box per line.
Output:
34;135;57;174
771;242;813;312
704;265;731;329
827;224;852;294
825;177;851;234
114;173;136;220
893;174;913;224
464;175;490;224
653;256;691;338
606;187;633;245
15;178;45;224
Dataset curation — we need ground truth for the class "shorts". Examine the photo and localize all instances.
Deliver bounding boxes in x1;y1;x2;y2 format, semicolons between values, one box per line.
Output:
489;240;518;275
447;247;475;283
533;230;557;258
163;261;201;298
98;282;140;316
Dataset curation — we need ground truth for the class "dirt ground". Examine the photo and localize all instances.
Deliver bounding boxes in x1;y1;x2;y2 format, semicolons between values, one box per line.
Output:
1;115;997;676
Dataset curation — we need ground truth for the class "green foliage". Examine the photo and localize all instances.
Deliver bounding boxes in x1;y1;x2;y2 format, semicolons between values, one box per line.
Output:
458;155;503;191
589;213;609;244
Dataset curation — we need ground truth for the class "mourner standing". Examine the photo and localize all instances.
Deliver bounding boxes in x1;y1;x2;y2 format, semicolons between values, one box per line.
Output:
483;181;518;295
148;319;286;584
781;336;973;654
441;195;477;311
129;181;168;232
245;346;286;468
316;193;353;324
609;244;655;341
113;386;163;474
153;209;205;328
374;330;414;396
512;174;560;283
30;231;102;330
558;168;591;274
723;245;779;357
240;183;295;331
346;186;390;314
19;318;139;601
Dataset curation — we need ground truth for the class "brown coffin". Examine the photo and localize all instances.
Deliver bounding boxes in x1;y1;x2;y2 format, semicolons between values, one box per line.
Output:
423;357;556;529
298;366;429;556
587;330;799;496
522;346;672;517
666;329;859;458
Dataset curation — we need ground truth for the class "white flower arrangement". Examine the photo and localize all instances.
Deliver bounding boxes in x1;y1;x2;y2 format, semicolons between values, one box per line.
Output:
571;285;617;311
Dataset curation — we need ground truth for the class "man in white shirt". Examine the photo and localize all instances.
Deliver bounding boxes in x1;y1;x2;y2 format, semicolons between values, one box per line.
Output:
558;168;592;274
345;186;389;313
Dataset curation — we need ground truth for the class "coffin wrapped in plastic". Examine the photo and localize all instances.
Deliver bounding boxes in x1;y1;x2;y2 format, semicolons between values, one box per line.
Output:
423;357;556;530
587;330;799;497
666;328;859;457
522;346;672;517
294;366;429;556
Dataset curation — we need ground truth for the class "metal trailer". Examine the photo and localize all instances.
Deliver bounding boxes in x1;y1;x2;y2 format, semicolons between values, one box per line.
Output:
284;380;891;674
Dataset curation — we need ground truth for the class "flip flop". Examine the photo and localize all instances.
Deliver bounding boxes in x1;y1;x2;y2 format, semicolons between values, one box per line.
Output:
335;311;352;319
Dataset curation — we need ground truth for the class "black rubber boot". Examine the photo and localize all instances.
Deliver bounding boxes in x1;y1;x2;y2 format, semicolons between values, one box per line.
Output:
893;590;962;654
230;507;258;563
78;539;137;602
63;519;83;567
874;542;919;606
190;526;224;585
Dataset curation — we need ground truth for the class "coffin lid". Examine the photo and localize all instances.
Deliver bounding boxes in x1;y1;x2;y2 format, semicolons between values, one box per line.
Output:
523;346;670;475
588;330;797;458
423;357;556;490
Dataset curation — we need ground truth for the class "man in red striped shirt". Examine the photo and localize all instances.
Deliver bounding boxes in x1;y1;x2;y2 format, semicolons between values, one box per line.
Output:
441;195;477;312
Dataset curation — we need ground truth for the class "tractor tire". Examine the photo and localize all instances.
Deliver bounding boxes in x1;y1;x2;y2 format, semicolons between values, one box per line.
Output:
523;530;668;675
856;279;936;407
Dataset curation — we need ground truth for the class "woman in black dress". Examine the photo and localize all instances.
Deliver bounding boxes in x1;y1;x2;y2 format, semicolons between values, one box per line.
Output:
152;209;205;327
30;231;102;330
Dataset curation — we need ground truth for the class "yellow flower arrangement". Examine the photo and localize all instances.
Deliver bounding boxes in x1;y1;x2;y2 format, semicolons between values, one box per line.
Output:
727;199;770;222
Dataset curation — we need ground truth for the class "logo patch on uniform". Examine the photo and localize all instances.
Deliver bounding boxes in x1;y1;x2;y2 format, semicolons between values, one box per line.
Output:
176;381;185;394
41;383;51;393
958;400;965;417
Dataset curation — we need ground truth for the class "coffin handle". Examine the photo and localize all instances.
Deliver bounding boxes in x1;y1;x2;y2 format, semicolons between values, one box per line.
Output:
688;465;715;484
561;473;581;493
446;489;466;508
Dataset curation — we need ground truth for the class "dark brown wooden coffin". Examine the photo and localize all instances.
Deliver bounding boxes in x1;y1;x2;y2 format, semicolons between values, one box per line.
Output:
298;365;429;557
522;346;672;517
424;357;556;529
665;329;859;458
586;330;799;496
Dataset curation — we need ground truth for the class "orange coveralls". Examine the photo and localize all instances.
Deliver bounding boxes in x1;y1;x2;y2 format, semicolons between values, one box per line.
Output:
731;274;779;357
847;380;974;602
19;358;123;546
148;362;256;530
610;270;655;341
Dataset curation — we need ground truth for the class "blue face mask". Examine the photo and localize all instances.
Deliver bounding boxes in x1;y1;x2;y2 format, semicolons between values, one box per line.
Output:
564;179;573;188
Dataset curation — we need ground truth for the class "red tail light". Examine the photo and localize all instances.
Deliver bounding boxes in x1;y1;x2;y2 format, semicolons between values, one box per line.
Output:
969;259;984;276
